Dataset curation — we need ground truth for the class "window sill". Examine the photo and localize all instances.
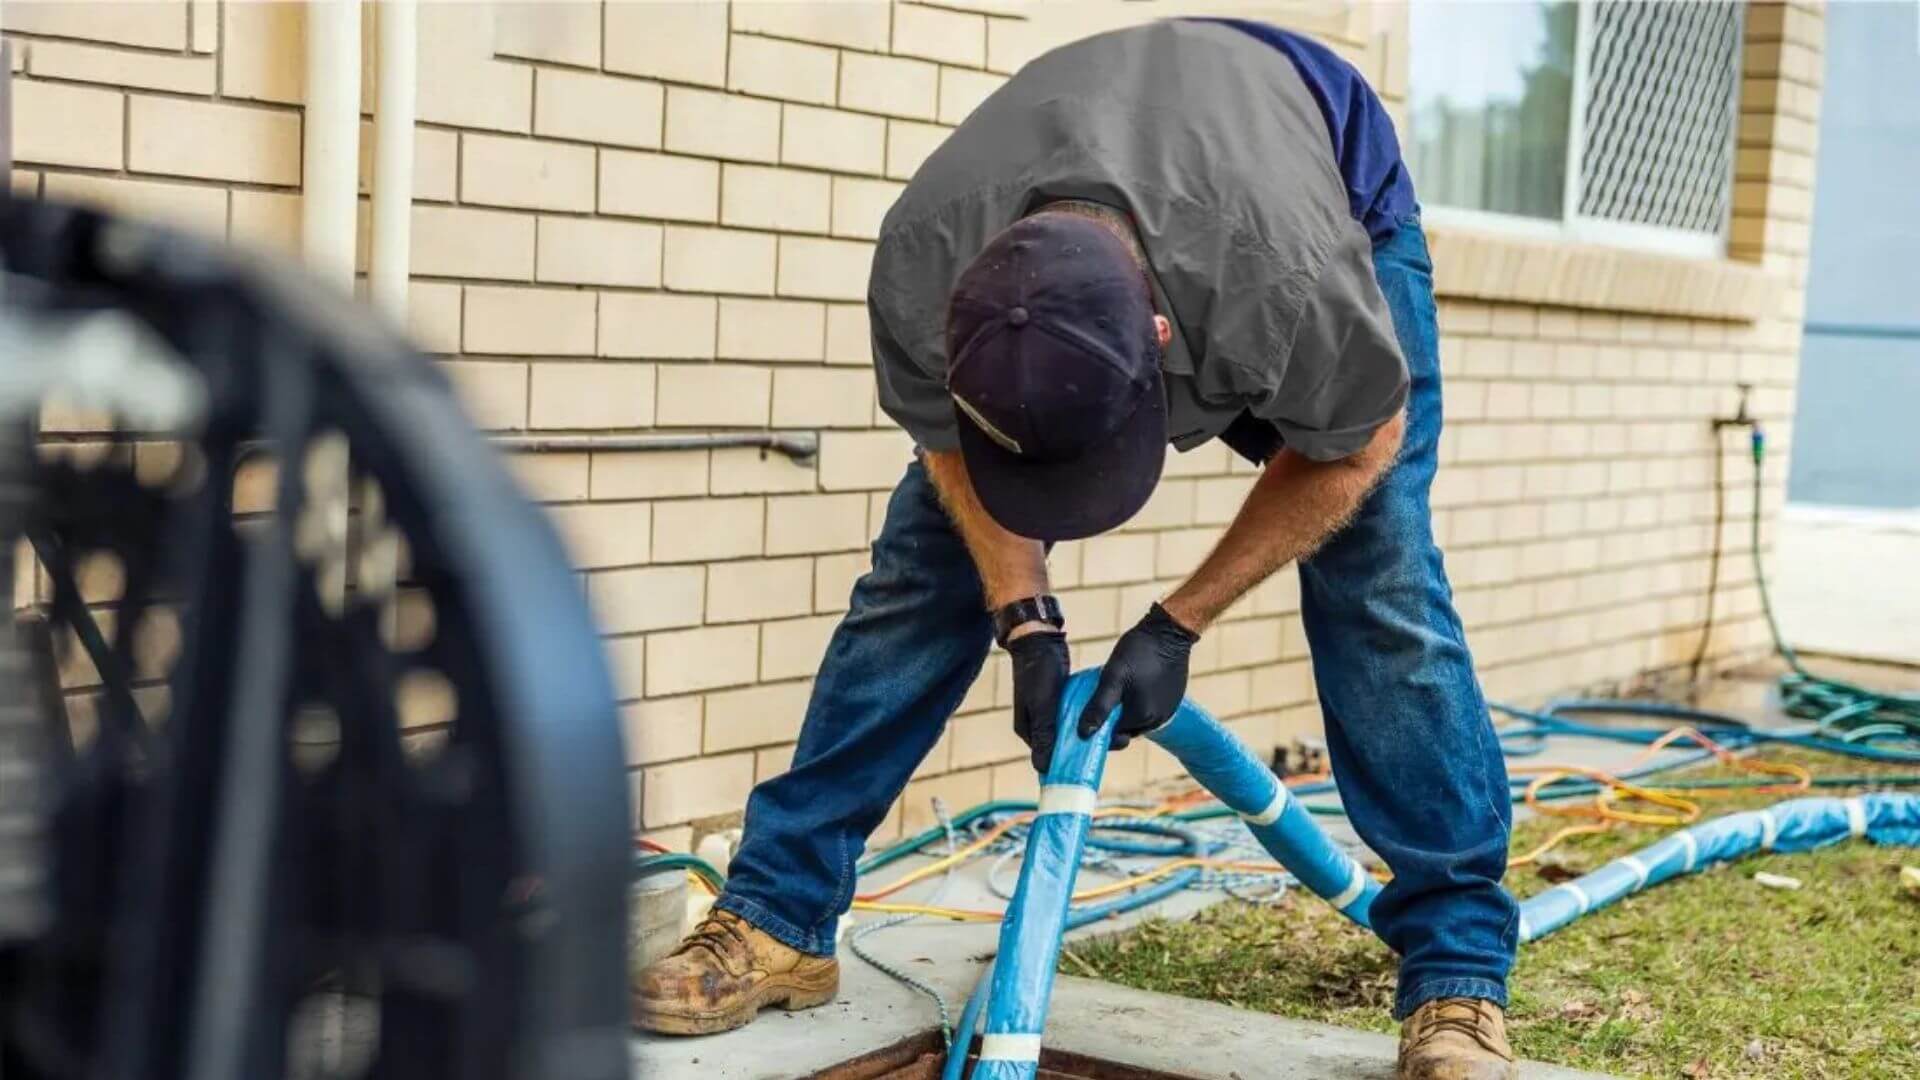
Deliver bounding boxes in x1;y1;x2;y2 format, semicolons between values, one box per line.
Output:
1425;222;1782;323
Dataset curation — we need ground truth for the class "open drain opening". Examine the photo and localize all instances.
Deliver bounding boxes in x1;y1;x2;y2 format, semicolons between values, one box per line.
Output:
806;1031;1203;1080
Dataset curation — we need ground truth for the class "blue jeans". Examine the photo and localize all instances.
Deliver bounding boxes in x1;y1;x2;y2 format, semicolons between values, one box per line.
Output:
717;219;1517;1019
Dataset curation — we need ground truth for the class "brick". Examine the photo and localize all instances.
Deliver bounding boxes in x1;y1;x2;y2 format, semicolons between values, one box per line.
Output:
777;237;874;301
415;4;532;133
766;493;869;556
728;33;838;105
494;1;600;67
1082;534;1156;585
224;190;302;256
602;636;647;700
406;282;463;354
217;0;302;104
663;226;778;296
441;361;527;431
592;565;706;635
666;87;781;164
782;104;886;175
759;614;839;681
825;305;872;365
717;299;827;362
606;0;730;87
819;430;914;491
731;2;890;51
654;497;764;563
938;67;1005;125
814;551;868;612
6;1;187;48
463;287;596;356
27;40;213;94
831;177;905;240
621;695;703;765
600;293;717;359
12;81;122;169
648;623;760;697
600;150;720;223
949;708;1025;769
655;364;773;427
41;174;226;237
530;362;655;429
1155;529;1216;577
460;134;595;212
536;216;662;288
591;449;710;500
773;368;876;428
411;206;535;280
839;52;938;120
886;119;949;180
720;164;831;234
707;558;815;623
892;3;986;68
757;744;797;781
550;501;652;570
709;447;818;495
506;450;589;502
704;680;810;752
642;751;755;825
1220;618;1283;668
534;69;663;149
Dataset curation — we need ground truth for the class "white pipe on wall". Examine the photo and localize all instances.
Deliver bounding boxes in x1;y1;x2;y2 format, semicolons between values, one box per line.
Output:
301;0;362;287
369;0;416;318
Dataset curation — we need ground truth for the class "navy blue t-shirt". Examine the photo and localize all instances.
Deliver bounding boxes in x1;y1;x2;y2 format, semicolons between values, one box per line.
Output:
1197;18;1418;242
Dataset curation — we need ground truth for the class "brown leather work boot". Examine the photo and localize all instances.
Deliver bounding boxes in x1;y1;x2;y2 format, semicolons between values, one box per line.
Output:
1397;997;1519;1080
631;909;839;1035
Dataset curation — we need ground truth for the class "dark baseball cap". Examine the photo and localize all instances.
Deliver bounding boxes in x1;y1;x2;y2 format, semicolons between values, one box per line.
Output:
945;213;1166;542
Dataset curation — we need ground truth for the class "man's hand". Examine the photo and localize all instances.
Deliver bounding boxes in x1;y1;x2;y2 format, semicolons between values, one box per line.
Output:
1077;603;1198;748
1007;627;1069;772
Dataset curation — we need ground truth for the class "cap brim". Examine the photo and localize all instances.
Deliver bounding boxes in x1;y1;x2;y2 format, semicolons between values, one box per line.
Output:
956;378;1167;543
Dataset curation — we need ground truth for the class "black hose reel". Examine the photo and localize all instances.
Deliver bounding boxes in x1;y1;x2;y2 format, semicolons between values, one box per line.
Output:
0;199;633;1080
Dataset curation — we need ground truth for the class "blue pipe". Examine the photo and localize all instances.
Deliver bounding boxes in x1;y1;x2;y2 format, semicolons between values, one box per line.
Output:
1516;792;1920;940
1143;688;1381;925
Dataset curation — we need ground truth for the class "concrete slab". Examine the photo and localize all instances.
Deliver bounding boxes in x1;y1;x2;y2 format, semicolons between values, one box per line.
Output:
1040;976;1615;1080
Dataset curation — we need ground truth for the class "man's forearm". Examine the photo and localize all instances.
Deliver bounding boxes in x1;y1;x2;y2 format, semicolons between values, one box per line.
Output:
1163;412;1404;634
922;449;1050;611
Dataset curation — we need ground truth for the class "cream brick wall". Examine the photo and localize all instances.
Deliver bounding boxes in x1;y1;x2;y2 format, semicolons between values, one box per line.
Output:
11;1;1824;845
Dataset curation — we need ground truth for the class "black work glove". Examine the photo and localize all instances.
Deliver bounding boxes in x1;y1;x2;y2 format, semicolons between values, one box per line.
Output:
1077;603;1199;750
1007;630;1070;774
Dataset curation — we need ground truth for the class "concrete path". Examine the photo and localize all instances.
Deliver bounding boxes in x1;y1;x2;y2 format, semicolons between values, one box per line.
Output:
1040;976;1614;1079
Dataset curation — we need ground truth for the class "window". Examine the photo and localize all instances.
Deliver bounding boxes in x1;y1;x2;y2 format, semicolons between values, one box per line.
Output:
1410;1;1746;257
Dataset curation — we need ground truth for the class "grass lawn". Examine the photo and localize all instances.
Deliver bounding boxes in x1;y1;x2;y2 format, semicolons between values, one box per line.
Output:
1065;752;1920;1079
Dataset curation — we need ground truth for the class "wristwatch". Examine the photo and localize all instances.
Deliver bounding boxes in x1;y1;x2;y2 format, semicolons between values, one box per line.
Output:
993;595;1064;648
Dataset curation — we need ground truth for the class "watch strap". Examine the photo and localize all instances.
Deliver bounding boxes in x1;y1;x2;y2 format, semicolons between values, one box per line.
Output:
994;595;1064;647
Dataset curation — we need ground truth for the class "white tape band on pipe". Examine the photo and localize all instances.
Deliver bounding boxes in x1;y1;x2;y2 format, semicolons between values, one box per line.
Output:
1036;784;1096;818
1677;831;1698;873
1564;882;1591;914
1330;860;1369;909
1518;914;1533;941
979;1034;1043;1062
1846;797;1867;838
1759;811;1777;851
1621;854;1650;889
1239;784;1290;827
